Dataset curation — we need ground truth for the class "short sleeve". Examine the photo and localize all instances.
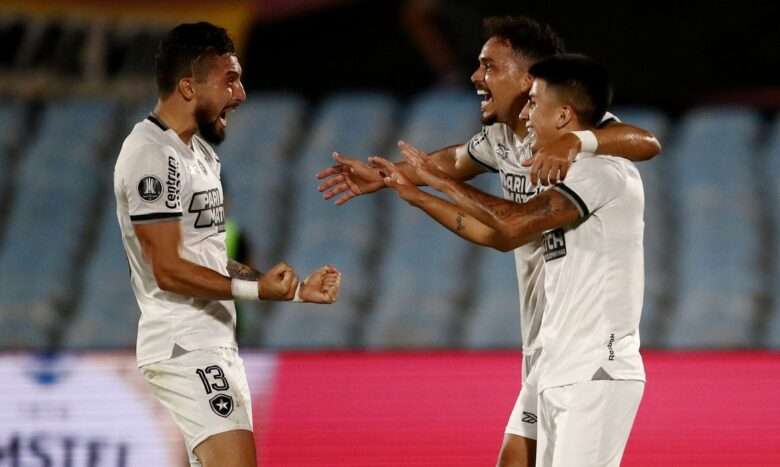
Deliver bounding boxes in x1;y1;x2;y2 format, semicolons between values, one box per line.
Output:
598;111;621;128
552;157;626;218
120;144;183;223
466;126;499;172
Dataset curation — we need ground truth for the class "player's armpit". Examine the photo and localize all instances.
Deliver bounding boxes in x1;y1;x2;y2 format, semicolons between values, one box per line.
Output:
595;122;661;162
133;220;234;300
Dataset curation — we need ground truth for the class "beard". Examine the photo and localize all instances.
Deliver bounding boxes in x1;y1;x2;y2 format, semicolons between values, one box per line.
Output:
195;104;225;146
480;112;497;125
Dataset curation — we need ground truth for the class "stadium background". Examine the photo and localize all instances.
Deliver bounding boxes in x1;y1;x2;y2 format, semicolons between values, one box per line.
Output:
0;0;779;465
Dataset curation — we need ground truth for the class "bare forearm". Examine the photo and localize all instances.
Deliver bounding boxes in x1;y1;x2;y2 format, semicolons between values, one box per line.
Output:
595;123;661;161
405;190;513;251
397;145;476;185
154;258;234;300
436;177;518;230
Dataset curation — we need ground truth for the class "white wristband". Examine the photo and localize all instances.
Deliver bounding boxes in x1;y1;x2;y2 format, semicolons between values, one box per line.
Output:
292;282;304;302
231;279;260;301
571;130;598;154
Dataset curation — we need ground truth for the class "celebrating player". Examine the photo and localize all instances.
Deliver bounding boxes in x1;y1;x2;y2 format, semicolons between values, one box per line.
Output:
317;17;658;467
114;23;341;467
376;54;645;467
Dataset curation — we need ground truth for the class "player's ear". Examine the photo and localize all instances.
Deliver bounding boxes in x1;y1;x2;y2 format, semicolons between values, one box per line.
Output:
557;105;574;129
177;77;196;101
519;73;534;93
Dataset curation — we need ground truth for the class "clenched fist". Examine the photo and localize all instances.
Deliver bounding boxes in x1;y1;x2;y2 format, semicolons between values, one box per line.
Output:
259;262;299;301
299;265;342;304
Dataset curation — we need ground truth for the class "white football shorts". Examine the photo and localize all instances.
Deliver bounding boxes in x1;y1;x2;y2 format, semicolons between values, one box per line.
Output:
536;379;644;467
505;376;539;440
141;346;253;465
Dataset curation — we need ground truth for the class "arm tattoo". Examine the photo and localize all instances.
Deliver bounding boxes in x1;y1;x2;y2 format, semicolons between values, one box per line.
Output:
227;259;262;281
455;212;465;232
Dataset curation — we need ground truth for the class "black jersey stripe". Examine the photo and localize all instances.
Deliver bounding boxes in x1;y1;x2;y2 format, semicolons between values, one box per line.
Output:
554;183;589;218
147;114;169;132
467;145;499;173
130;212;182;222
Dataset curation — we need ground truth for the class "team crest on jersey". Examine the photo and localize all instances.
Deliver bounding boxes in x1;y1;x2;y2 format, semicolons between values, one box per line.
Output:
209;394;234;417
137;176;163;202
543;228;567;262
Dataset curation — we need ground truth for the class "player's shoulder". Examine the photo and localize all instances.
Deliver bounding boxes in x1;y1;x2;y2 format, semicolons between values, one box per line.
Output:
116;121;178;171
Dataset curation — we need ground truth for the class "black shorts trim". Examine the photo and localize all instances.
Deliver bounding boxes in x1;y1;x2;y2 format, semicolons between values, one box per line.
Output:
554;183;589;218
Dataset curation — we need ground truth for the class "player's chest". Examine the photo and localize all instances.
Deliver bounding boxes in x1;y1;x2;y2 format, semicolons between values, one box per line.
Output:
179;156;225;233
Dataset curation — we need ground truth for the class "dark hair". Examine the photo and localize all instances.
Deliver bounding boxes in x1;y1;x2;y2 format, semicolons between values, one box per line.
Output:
483;16;565;62
529;54;612;126
155;22;235;97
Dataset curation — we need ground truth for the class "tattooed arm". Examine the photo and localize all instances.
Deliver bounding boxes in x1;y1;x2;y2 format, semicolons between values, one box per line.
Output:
369;156;516;251
227;259;263;281
440;182;580;246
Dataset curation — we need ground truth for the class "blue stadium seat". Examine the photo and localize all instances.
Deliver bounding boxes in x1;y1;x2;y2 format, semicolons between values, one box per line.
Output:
763;114;780;348
64;199;138;349
217;94;306;265
612;108;672;346
463;250;522;349
266;93;396;346
0;102;24;214
263;305;355;350
363;89;482;348
0;99;117;313
664;107;762;347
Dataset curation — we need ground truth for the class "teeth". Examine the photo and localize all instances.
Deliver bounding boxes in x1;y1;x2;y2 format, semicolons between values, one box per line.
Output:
477;90;488;96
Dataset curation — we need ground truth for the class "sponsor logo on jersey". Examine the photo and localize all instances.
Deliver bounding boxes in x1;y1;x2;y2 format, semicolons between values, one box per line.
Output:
209;394;234;418
188;188;225;231
0;433;130;464
543;228;567;262
521;411;538;424
165;156;181;209
608;333;616;361
502;173;542;203
137;176;162;202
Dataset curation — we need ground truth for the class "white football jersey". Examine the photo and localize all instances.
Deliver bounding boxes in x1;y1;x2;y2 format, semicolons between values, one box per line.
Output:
466;114;619;380
467;122;547;379
114;116;236;367
539;154;645;391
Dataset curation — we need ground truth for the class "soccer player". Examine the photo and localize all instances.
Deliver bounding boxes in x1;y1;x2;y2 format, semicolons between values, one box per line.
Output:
113;23;341;467
375;54;645;467
317;17;658;467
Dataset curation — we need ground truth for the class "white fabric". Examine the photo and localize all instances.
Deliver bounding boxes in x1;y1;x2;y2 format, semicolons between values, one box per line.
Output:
141;347;253;466
114;118;236;367
537;380;644;467
539;155;646;391
572;130;598;153
231;279;259;301
504;368;539;439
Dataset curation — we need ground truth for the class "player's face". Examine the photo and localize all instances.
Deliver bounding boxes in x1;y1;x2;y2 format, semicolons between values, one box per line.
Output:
526;79;565;152
470;37;530;126
193;54;246;145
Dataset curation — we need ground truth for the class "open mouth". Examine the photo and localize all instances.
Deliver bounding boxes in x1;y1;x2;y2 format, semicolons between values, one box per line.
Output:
477;89;493;111
217;107;237;128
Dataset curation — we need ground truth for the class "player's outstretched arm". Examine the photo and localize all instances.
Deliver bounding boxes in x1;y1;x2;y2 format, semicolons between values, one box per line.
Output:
523;121;661;186
370;156;515;251
317;144;485;205
397;140;580;247
134;221;298;301
298;265;342;304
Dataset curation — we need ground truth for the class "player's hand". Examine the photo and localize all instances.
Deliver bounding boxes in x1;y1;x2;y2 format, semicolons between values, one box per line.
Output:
523;132;581;186
258;262;299;301
397;140;451;190
317;152;385;205
299;265;342;304
368;156;421;203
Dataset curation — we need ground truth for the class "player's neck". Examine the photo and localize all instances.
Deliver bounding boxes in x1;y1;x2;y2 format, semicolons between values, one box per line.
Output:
154;101;198;147
509;116;529;138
